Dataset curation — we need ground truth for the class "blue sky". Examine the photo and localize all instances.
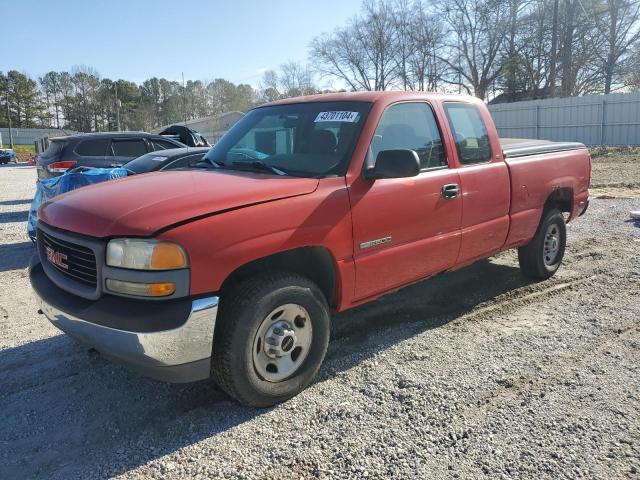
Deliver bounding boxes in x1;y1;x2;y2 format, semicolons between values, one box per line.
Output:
3;0;362;86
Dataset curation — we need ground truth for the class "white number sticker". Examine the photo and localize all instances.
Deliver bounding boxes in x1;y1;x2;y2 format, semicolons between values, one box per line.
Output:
314;111;359;123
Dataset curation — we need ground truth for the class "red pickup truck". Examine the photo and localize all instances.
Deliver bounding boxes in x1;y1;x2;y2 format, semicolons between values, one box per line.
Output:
30;92;590;407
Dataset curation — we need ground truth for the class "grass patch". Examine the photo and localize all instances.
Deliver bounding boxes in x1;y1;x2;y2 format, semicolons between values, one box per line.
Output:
589;146;640;158
5;145;36;161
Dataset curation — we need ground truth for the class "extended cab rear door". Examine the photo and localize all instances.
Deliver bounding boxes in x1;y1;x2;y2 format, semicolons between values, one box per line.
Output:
349;101;462;300
442;102;511;265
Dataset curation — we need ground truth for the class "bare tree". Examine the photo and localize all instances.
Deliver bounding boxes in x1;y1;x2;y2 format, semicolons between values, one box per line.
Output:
257;63;317;102
279;61;317;96
548;0;560;95
510;0;554;97
439;0;510;99
359;0;400;90
556;1;605;96
259;69;280;102
406;2;448;91
588;0;640;93
311;27;372;90
625;41;640;89
502;0;532;100
310;0;400;91
393;0;413;90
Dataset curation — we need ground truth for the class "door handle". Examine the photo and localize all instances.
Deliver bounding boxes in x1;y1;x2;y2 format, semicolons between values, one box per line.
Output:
441;183;460;199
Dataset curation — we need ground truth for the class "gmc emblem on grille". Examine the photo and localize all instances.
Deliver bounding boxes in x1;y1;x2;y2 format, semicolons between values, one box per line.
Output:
45;246;68;270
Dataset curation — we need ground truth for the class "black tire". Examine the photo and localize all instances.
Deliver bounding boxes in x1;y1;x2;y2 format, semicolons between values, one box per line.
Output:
518;208;566;279
211;272;330;407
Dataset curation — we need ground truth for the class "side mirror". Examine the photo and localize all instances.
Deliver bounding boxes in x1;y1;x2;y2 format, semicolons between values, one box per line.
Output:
364;149;420;179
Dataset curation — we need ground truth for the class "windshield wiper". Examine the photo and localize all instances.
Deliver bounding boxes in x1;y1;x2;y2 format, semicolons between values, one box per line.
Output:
231;160;288;176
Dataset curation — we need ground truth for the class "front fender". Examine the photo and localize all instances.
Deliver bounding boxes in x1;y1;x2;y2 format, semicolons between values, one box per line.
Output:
157;177;354;296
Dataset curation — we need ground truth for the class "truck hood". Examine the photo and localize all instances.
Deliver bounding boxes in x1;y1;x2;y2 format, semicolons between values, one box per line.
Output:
39;170;319;237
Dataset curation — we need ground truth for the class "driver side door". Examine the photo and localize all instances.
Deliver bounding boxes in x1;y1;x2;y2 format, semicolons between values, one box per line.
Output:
349;102;462;300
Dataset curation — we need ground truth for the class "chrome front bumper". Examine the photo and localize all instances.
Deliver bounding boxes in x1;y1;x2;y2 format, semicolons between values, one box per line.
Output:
34;289;219;382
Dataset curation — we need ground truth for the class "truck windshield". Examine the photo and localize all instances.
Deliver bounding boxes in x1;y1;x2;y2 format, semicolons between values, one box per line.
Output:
204;101;372;177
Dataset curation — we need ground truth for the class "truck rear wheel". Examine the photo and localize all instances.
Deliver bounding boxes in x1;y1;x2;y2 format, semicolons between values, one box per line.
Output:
211;272;330;407
518;208;566;279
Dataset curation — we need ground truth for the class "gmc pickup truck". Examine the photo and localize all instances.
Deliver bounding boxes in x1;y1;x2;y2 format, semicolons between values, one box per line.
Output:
30;92;590;407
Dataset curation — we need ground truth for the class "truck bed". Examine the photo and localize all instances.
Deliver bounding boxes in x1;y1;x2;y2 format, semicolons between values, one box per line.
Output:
500;138;585;159
502;139;590;249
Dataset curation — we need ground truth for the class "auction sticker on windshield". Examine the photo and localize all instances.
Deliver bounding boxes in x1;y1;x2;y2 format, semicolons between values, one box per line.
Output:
314;111;359;122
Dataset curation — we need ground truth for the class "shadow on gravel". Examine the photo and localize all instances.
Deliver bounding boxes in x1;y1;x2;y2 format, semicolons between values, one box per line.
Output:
0;210;29;224
0;258;533;479
327;259;533;366
0;241;35;272
0;199;31;206
0;333;260;479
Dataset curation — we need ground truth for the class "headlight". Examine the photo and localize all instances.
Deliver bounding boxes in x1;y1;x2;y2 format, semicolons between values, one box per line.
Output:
106;239;188;270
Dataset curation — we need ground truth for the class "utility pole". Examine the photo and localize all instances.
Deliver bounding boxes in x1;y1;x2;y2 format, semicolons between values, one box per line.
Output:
5;92;14;149
114;82;121;131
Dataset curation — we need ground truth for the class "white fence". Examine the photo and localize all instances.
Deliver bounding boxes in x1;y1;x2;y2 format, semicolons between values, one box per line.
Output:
488;92;640;146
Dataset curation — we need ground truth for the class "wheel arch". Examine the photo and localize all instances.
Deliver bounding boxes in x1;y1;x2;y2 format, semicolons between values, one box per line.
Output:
219;246;338;309
543;187;573;216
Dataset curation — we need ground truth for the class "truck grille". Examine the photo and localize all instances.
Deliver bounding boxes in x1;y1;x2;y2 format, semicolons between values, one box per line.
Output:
38;228;98;287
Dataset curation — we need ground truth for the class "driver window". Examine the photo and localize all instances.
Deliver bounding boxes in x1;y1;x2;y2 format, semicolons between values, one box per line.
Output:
370;102;447;170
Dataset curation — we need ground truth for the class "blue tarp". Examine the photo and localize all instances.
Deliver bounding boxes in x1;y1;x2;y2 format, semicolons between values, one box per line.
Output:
28;167;127;239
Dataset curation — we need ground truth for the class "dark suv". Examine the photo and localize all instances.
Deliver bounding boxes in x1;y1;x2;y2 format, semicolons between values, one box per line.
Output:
36;132;186;180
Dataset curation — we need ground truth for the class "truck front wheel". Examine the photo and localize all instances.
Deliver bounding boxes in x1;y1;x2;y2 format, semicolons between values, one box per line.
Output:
518;208;566;279
211;272;330;407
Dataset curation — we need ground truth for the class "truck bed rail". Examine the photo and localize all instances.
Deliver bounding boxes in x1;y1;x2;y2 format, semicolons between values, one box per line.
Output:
500;138;586;159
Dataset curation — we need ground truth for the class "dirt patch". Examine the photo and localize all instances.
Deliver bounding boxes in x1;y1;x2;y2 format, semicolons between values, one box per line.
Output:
589;148;640;200
591;147;640;190
590;187;640;198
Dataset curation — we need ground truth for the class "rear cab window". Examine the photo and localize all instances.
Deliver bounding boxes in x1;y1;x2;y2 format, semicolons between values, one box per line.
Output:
443;103;492;164
369;102;447;171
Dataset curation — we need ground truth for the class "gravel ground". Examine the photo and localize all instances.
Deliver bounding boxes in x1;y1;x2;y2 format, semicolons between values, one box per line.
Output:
0;153;639;480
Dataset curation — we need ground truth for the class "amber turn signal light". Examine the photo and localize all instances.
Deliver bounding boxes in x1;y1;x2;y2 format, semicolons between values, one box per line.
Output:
150;243;188;270
106;279;176;297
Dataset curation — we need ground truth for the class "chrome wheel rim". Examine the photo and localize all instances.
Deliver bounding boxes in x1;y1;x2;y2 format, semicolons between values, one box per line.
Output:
543;223;560;266
252;303;313;382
